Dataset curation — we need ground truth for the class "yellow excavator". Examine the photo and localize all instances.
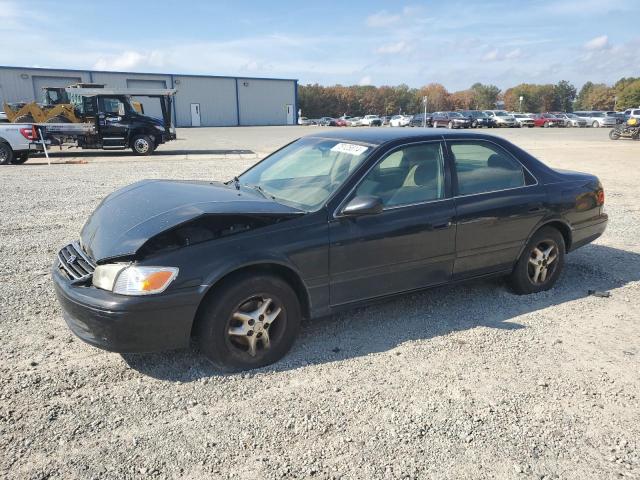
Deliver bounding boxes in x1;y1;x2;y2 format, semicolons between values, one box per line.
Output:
3;83;143;123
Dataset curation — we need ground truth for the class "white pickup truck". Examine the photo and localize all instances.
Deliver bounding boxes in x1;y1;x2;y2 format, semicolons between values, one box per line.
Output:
0;123;39;165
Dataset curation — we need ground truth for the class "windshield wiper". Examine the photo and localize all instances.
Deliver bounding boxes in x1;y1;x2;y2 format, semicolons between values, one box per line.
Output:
244;183;276;200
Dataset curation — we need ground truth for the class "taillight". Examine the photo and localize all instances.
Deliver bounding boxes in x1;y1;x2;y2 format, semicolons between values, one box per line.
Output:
596;189;605;205
19;127;38;141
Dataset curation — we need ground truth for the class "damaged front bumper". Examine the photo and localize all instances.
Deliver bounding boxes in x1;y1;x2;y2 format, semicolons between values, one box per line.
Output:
52;266;202;353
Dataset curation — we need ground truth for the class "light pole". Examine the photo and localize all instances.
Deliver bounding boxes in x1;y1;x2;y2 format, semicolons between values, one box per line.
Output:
422;96;428;127
519;95;523;113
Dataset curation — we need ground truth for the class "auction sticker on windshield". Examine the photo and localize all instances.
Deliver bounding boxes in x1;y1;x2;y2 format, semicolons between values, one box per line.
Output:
331;143;369;156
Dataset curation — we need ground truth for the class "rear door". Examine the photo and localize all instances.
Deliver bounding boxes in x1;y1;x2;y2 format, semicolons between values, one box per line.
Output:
447;139;546;279
329;140;456;305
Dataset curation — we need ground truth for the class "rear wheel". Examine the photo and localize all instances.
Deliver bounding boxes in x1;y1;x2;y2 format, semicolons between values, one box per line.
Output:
609;129;621;140
196;273;302;371
11;152;29;164
0;142;14;165
508;227;565;295
592;121;599;128
131;134;155;156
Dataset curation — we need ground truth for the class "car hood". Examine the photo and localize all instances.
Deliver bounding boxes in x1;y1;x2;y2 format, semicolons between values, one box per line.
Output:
80;180;303;262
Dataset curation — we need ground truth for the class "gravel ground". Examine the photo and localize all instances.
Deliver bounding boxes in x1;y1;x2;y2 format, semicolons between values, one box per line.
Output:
1;127;639;479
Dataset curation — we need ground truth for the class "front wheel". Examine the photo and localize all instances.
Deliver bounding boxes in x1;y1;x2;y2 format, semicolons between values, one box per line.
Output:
0;142;14;165
448;121;454;129
592;121;599;128
508;227;565;295
609;129;621;140
196;273;301;371
131;134;155;156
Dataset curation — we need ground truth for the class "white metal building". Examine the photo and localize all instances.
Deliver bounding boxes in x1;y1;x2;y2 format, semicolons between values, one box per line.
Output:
0;66;298;127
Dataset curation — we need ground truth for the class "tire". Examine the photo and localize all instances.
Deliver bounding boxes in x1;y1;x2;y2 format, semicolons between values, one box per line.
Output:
592;121;599;128
448;121;454;129
508;226;565;295
11;152;29;164
131;134;155;156
609;129;621;140
14;114;34;123
45;116;71;123
0;142;14;165
195;273;302;372
543;121;550;128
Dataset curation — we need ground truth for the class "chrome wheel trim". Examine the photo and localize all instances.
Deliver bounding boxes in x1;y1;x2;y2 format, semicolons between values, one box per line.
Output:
0;146;8;162
134;138;150;153
527;240;559;285
227;296;284;357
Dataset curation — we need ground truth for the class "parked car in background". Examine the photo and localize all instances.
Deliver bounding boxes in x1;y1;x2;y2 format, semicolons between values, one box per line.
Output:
512;114;535;128
432;111;471;129
409;113;434;127
0;122;39;165
533;113;564;128
553;113;587;128
360;115;382;127
389;115;412;127
346;117;362;127
0;111;8;123
317;117;338;126
52;129;608;370
380;116;391;126
460;110;496;128
623;108;640;119
573;111;617;128
484;110;518;127
298;116;314;126
334;118;348;127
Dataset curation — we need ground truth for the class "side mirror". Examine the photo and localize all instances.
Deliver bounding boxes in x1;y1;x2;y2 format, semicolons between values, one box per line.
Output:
341;196;384;217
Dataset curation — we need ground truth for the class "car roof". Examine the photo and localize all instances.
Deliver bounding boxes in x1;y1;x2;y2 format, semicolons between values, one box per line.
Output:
304;128;496;146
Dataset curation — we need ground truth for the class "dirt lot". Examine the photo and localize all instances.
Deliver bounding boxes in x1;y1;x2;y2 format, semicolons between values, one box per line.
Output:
1;127;639;479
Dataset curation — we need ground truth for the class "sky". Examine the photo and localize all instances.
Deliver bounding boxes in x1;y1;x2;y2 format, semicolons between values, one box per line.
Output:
0;0;638;91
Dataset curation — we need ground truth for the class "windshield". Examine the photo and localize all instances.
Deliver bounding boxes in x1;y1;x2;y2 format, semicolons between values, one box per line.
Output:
239;137;373;211
495;111;509;116
449;112;464;118
591;112;604;117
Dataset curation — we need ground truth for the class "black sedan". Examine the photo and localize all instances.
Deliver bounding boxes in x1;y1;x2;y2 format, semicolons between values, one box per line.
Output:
460;110;497;128
409;113;433;127
53;130;608;371
432;111;471;129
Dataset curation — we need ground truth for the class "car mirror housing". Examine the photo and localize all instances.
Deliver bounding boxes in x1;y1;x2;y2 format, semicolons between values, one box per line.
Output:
341;196;384;217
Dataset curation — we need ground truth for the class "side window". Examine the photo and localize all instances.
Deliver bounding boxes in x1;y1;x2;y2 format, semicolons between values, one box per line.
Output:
354;142;446;207
451;142;526;196
100;97;124;115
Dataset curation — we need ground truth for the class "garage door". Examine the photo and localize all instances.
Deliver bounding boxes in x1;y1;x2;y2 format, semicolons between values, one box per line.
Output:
32;75;82;102
126;79;167;120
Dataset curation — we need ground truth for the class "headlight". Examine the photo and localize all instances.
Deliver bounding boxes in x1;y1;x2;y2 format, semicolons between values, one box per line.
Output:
155;125;166;131
93;265;178;295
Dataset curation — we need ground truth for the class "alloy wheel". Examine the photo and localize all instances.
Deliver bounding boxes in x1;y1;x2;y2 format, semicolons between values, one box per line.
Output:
134;138;150;153
528;240;559;285
227;296;284;357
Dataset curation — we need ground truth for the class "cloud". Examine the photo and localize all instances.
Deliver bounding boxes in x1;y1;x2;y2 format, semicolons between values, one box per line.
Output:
375;41;410;55
584;35;610;50
359;75;372;86
504;48;522;60
93;51;166;71
366;11;401;28
482;49;499;61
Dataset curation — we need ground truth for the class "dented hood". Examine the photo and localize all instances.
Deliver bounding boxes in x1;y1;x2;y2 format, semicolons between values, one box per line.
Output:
80;179;302;262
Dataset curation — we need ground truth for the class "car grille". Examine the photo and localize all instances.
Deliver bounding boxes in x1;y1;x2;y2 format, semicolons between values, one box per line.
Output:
57;241;96;283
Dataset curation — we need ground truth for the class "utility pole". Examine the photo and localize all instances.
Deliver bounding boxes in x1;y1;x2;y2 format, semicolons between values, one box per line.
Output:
519;95;523;113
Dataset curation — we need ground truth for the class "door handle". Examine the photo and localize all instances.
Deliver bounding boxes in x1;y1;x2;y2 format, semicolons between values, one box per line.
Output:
528;205;543;213
432;221;452;230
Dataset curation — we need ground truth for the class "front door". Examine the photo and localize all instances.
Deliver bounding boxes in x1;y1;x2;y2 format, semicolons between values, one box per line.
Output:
286;104;294;125
97;96;129;148
190;103;201;127
329;141;456;306
448;139;547;279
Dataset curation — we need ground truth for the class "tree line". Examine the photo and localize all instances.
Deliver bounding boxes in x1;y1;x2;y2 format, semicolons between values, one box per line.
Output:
298;78;640;118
